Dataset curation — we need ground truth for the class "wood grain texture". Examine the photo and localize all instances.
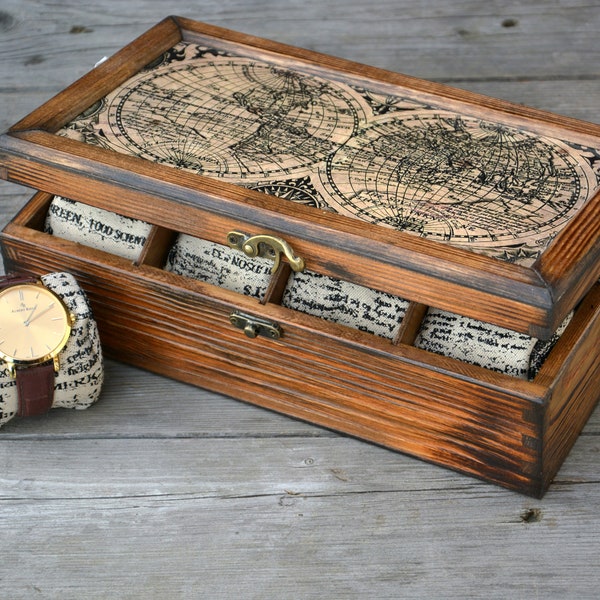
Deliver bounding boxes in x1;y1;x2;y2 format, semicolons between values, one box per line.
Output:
1;1;600;598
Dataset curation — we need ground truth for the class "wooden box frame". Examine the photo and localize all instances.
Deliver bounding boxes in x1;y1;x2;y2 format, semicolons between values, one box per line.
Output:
1;17;599;496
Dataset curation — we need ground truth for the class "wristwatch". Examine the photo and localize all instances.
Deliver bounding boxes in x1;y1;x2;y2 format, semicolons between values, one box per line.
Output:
0;274;76;417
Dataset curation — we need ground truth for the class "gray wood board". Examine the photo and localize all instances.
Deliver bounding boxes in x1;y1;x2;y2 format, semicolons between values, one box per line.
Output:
1;1;599;598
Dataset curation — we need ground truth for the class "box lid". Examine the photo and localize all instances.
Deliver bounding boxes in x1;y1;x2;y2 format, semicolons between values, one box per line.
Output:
1;16;599;338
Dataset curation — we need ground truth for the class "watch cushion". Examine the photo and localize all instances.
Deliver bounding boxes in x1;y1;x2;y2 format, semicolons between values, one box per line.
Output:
0;272;104;427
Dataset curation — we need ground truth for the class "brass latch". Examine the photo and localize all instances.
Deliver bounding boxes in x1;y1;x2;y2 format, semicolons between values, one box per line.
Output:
227;231;305;274
230;311;282;340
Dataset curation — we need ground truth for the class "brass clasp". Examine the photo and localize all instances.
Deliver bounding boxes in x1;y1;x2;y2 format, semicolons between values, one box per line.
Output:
230;311;282;340
227;231;305;274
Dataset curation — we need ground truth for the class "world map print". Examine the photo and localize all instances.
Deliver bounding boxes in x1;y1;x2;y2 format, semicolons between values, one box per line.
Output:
58;42;600;265
317;113;593;253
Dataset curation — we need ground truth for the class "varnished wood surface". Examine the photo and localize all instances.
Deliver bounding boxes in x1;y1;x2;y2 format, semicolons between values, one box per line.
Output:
1;1;599;598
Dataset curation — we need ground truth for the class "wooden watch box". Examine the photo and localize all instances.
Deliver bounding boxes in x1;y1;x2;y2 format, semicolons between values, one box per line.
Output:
1;16;599;496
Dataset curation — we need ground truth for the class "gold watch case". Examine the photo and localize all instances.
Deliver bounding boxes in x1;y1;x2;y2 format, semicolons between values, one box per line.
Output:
0;281;75;378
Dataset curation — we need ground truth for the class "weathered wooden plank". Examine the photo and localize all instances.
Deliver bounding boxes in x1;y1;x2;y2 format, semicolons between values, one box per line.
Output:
1;0;599;597
2;0;600;85
0;3;593;87
1;413;598;493
0;437;599;599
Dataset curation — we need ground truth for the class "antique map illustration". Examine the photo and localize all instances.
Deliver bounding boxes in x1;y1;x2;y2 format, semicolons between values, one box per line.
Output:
59;42;600;265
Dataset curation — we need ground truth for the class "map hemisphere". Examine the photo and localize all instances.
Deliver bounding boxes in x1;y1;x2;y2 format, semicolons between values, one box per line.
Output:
315;112;594;251
97;57;365;180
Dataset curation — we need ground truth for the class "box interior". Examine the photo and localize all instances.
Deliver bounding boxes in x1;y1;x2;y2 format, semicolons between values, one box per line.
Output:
33;193;579;382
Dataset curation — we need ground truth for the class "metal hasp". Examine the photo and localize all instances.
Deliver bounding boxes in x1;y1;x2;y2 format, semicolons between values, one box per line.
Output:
229;311;282;340
227;231;305;274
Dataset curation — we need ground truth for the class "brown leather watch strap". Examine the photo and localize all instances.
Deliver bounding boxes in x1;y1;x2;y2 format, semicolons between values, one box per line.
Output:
0;273;38;288
16;362;56;417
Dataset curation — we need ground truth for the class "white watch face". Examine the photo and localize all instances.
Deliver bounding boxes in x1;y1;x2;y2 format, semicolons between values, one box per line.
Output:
0;283;72;364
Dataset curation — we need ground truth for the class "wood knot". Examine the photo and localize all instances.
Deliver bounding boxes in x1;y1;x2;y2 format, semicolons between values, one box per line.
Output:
502;18;519;28
520;508;542;523
70;25;94;34
0;11;16;32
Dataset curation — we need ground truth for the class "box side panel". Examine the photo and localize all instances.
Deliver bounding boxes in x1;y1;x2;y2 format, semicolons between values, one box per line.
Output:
542;284;600;490
1;224;546;495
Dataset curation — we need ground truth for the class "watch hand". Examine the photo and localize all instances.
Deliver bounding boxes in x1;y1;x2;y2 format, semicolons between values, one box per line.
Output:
23;304;38;327
24;303;55;326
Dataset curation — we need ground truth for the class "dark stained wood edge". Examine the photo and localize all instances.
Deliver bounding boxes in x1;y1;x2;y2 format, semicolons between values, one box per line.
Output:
12;190;53;231
2;190;52;230
135;225;178;268
261;262;293;305
539;283;600;491
393;301;429;346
